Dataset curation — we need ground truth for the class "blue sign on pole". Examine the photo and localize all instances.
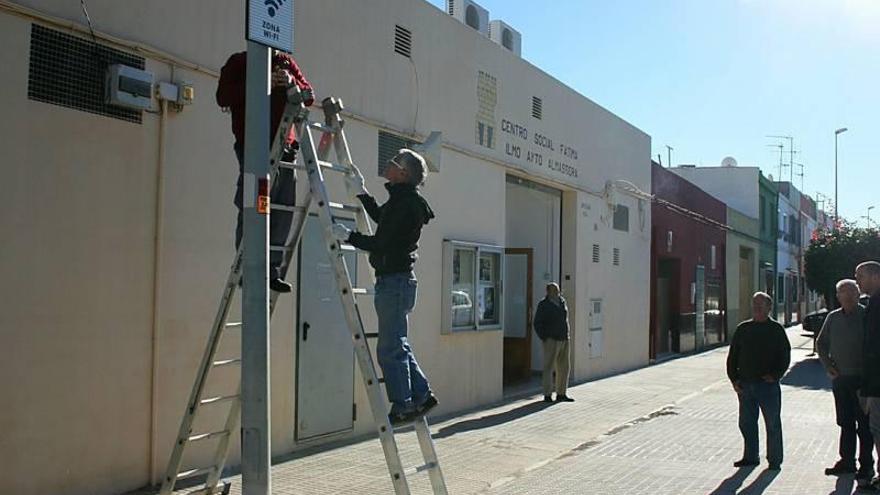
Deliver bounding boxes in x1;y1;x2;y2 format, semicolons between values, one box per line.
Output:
247;0;293;52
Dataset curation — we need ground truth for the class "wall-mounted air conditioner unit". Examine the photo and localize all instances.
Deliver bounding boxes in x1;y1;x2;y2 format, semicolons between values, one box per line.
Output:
489;20;521;56
446;0;489;37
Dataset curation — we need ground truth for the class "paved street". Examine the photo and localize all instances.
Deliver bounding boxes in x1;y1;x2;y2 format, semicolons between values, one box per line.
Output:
175;329;854;494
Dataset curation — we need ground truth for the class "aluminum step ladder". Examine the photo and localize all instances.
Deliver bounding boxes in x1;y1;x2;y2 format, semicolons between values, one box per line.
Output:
159;88;447;495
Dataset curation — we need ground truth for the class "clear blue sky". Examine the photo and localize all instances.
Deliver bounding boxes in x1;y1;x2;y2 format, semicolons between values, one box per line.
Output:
428;0;878;225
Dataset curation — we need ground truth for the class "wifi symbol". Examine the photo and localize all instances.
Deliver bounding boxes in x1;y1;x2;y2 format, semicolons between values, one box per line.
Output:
265;0;286;17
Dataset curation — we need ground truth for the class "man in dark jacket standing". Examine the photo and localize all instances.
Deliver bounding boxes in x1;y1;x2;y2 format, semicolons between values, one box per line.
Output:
216;50;314;293
856;260;880;487
331;149;437;426
727;292;791;470
533;283;573;403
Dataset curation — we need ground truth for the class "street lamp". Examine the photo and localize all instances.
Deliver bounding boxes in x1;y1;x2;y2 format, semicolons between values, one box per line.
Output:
834;127;848;222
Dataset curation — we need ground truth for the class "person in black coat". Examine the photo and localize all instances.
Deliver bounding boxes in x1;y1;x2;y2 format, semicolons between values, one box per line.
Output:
533;282;573;402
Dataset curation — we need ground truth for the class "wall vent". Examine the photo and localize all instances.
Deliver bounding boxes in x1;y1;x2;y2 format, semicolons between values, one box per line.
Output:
613;248;621;266
394;25;412;58
531;96;542;120
592;244;600;263
28;24;145;124
378;130;416;176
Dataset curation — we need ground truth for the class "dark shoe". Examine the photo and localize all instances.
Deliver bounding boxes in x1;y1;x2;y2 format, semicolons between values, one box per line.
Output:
733;459;760;468
543;395;553;403
555;395;575;402
415;394;439;416
270;278;292;293
857;466;876;481
388;410;415;427
768;463;781;471
826;461;857;476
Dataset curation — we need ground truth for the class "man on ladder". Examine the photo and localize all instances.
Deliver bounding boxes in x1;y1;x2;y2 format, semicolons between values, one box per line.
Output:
331;149;439;425
216;49;314;293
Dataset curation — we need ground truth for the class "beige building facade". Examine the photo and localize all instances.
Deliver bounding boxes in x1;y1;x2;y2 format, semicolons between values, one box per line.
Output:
725;207;760;333
0;1;651;494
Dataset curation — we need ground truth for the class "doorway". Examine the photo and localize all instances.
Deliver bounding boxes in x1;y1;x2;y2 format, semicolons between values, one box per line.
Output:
503;248;533;385
295;217;356;441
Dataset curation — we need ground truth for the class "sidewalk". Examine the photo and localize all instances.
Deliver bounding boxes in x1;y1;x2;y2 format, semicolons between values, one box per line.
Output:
176;329;848;494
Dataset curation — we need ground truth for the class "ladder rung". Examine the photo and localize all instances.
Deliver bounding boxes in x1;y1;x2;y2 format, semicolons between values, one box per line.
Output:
213;358;241;367
270;245;295;252
177;466;214;481
271;204;306;214
328;201;361;213
187;430;230;442
277;160;297;170
225;322;242;329
200;395;239;406
352;288;374;296
405;462;438;477
339;244;357;252
364;332;379;339
308;122;337;134
316;160;351;174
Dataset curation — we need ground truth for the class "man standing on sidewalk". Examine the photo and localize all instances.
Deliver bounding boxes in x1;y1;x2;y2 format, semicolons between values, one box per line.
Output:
856;261;880;488
331;149;438;426
533;282;574;403
727;292;791;470
817;279;874;481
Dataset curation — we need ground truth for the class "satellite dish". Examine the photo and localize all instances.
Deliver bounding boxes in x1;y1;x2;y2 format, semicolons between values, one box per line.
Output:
721;156;738;167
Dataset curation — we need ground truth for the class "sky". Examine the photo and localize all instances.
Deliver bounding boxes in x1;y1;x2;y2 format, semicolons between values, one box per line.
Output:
428;0;878;226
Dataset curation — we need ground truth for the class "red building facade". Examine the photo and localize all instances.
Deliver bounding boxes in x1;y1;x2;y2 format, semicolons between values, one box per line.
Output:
650;163;728;359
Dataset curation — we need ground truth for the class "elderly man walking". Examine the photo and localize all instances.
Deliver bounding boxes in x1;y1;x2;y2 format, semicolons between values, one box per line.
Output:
727;292;791;470
817;279;874;481
533;282;573;403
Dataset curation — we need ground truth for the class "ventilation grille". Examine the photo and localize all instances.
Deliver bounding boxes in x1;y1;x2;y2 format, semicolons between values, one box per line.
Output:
613;248;621;266
378;130;416;176
531;96;542;119
447;0;454;15
592;244;600;263
28;24;145;124
394;25;412;58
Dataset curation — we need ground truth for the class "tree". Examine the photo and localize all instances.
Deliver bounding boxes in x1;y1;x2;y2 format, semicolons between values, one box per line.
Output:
805;224;880;308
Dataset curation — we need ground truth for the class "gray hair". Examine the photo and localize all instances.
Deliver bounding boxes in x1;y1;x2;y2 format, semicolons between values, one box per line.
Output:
836;279;860;292
392;149;427;187
752;291;772;309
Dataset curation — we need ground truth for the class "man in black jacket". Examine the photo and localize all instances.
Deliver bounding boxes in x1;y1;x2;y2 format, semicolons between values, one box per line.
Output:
856;260;880;487
727;292;791;471
331;149;437;426
533;283;573;403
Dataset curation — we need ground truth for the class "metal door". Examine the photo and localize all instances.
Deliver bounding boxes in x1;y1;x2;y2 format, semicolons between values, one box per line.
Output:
503;249;532;383
295;217;356;441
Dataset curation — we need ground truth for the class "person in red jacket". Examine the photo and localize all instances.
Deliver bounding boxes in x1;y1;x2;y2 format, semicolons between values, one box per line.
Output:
216;50;314;293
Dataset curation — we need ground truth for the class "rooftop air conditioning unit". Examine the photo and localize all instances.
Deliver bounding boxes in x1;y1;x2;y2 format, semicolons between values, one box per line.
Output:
447;0;489;37
489;20;521;56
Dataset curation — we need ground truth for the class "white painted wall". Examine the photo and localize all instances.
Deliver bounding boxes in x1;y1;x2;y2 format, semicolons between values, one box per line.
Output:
670;167;760;219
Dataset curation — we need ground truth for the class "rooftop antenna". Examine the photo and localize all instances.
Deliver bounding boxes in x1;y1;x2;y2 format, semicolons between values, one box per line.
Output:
666;145;673;168
792;161;805;191
767;134;796;182
766;142;787;180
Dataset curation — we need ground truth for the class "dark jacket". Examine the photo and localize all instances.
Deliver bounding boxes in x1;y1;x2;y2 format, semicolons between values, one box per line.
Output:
533;297;570;341
347;183;434;276
861;290;880;396
215;51;313;147
726;319;791;383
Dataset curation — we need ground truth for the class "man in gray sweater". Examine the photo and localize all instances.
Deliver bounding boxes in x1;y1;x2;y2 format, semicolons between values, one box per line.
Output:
817;279;874;481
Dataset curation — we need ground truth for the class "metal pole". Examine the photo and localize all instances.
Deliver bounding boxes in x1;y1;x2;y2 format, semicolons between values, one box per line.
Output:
666;145;673;168
834;133;838;222
242;41;272;495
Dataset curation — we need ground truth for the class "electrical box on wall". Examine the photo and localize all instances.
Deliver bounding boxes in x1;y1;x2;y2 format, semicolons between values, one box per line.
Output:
106;64;153;110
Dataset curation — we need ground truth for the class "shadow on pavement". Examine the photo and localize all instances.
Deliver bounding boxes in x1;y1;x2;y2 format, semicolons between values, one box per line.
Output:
738;469;779;494
433;400;557;440
781;358;832;391
707;466;757;494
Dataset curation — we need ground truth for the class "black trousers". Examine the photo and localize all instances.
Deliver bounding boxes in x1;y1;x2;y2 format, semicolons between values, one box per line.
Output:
233;143;297;280
832;375;874;469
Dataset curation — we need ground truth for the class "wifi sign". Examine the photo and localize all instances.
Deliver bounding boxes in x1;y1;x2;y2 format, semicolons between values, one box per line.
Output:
265;0;285;17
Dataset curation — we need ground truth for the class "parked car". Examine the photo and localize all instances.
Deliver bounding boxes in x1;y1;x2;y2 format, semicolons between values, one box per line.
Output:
801;295;870;336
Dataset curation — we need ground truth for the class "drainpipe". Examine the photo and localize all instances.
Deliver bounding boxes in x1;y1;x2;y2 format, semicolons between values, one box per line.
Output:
149;98;169;485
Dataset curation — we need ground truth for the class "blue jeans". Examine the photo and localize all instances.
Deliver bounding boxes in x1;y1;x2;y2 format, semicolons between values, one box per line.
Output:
374;272;431;415
233;143;296;279
737;380;784;465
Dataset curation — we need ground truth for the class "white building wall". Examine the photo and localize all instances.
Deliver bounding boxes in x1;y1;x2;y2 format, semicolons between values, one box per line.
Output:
669;166;761;219
0;1;651;493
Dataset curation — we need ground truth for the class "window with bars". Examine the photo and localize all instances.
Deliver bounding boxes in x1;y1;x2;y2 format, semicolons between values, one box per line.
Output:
377;130;416;176
394;25;412;58
28;24;145;124
613;205;630;232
